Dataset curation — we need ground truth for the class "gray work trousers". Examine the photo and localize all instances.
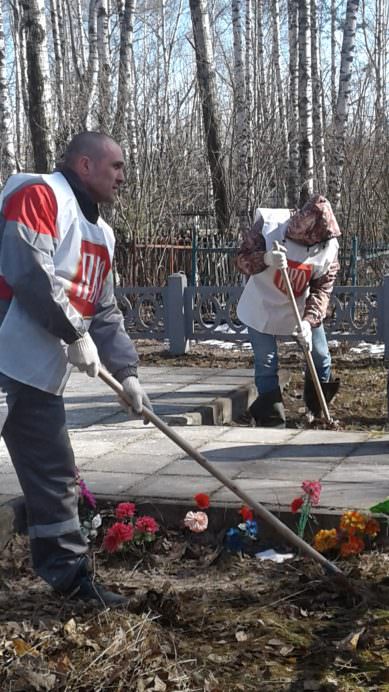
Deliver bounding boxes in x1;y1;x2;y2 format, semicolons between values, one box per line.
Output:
0;373;88;592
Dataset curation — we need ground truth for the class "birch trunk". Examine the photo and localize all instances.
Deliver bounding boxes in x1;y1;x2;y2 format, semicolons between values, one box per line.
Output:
49;0;65;130
21;0;54;172
328;0;359;209
232;0;248;232
0;0;17;181
245;0;253;215
189;0;230;231
331;0;337;118
311;0;326;192
271;0;288;204
298;0;314;201
97;0;111;131
10;1;24;165
287;0;299;207
81;0;99;130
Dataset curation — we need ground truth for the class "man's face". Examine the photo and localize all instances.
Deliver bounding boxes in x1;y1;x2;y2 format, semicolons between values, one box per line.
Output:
82;141;125;204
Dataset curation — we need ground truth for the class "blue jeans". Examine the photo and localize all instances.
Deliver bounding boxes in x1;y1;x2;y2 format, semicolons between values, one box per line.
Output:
248;325;331;395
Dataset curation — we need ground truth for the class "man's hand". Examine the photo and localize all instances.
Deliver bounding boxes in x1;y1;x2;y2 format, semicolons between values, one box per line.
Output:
67;333;100;377
293;320;312;352
264;245;287;269
121;376;153;423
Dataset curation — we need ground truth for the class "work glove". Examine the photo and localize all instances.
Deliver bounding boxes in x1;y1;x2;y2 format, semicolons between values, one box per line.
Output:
264;244;287;269
120;376;153;423
67;332;100;377
293;320;312;352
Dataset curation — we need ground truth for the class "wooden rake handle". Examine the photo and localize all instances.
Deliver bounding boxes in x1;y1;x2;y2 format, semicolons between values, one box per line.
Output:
273;241;333;424
98;366;343;576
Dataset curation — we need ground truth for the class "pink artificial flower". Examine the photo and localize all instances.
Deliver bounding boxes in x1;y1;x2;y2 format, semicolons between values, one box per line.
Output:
103;522;134;552
134;516;159;534
115;502;136;519
79;478;96;509
184;511;208;533
301;480;322;505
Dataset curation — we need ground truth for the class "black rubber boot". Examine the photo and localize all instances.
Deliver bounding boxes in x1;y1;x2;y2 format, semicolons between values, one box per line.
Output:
66;576;129;608
304;377;340;418
249;387;286;428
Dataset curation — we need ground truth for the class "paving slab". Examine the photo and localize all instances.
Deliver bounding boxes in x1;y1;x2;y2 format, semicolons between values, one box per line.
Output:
1;368;389;526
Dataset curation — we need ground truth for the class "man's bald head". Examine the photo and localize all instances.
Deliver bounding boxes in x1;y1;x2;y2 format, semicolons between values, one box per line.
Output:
63;132;117;167
62;131;125;204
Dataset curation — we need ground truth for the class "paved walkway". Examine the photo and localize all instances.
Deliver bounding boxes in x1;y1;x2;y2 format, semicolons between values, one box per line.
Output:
1;368;388;517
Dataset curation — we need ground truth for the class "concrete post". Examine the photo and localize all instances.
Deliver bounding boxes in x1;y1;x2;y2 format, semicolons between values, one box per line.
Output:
167;273;189;355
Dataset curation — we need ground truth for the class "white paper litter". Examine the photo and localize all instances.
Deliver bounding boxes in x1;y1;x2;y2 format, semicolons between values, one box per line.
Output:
255;549;295;563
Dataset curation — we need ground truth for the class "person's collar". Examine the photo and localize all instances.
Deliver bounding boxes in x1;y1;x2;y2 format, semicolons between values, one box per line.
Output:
56;166;99;223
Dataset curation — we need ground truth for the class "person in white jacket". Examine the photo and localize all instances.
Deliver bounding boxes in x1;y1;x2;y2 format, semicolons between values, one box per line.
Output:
236;195;341;427
0;132;151;606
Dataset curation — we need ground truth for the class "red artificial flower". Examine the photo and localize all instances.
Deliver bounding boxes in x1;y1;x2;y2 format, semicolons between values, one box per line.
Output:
115;502;136;519
103;522;134;553
339;535;365;557
134;516;159;534
364;518;380;538
291;497;304;513
239;505;254;521
301;480;322;505
194;493;210;509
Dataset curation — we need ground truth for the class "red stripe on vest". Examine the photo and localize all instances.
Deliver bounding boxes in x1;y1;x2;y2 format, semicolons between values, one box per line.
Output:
3;184;58;237
0;276;13;300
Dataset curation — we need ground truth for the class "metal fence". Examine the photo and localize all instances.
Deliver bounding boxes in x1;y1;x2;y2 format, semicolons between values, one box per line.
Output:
116;274;389;358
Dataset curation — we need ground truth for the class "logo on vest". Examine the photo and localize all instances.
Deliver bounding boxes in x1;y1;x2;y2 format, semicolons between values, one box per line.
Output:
68;240;111;317
274;260;312;297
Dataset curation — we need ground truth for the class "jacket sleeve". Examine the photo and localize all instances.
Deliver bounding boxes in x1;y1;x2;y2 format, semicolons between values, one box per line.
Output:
236;218;268;275
303;256;340;327
0;183;86;343
88;270;139;382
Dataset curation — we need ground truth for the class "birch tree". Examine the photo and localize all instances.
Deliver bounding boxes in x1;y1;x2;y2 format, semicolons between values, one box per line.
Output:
189;0;230;231
287;0;299;207
328;0;360;210
298;0;313;201
232;0;248;232
0;0;16;182
21;0;54;171
311;0;326;192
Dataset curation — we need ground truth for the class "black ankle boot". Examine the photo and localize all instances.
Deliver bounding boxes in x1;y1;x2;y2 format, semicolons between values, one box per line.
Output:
249;387;286;428
304;377;340;418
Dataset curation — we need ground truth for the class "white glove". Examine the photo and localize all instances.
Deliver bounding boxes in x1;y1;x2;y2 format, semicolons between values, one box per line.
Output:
121;376;153;421
293;320;312;352
67;333;100;377
264;245;287;269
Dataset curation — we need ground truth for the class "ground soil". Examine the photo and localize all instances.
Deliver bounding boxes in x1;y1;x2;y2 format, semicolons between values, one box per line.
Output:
136;339;388;431
1;534;388;691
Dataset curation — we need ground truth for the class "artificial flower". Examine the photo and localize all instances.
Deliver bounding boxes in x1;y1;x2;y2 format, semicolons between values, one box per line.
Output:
301;480;322;505
194;493;210;509
291;497;304;513
313;529;338;553
339;535;365;557
134;516;159;534
184;510;208;533
339;510;367;535
103;522;134;552
115;502;136;519
78;478;96;508
364;518;380;538
239;505;254;521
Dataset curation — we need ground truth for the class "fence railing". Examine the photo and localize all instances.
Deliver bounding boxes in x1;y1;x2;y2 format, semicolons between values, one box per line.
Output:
116;274;389;357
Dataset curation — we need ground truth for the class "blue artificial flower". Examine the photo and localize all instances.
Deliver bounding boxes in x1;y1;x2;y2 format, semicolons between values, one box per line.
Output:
224;527;244;552
245;520;259;538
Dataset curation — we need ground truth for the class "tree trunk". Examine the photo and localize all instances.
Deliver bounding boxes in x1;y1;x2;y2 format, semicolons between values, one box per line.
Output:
21;0;54;172
298;0;313;200
189;0;230;232
328;0;360;210
311;0;326;193
0;0;17;182
287;0;299;207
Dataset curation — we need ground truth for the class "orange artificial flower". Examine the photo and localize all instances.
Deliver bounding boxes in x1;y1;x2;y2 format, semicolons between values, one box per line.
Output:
339;535;365;557
313;529;338;553
194;493;210;509
339;510;367;535
364;518;380;538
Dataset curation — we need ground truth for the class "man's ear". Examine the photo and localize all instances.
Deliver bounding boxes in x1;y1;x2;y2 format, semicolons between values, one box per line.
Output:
78;155;91;176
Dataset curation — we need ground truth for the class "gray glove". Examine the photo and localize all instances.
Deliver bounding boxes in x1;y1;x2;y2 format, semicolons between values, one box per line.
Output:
264;244;287;269
121;376;153;422
293;320;312;352
67;333;100;377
